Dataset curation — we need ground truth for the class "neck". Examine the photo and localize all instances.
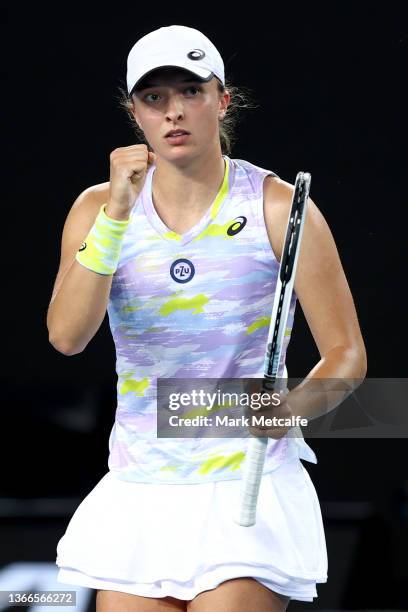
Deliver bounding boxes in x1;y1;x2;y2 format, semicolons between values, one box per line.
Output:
152;147;226;213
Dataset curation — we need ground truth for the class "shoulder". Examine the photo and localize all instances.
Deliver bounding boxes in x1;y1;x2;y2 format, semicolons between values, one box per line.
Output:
263;175;325;262
230;156;278;179
229;157;279;198
71;181;110;213
60;181;111;249
63;181;111;230
262;175;296;262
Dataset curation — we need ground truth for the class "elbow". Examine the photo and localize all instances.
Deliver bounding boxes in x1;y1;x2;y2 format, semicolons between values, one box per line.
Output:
345;343;367;384
47;313;86;356
326;343;367;385
359;348;368;379
48;332;85;356
354;340;368;380
351;349;367;396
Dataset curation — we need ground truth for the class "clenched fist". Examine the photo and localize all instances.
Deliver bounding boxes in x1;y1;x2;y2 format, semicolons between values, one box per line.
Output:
106;144;156;220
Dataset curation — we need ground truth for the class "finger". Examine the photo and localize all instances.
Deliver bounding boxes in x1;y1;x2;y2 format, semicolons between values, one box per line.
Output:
112;151;150;162
114;144;149;152
248;379;263;394
248;428;269;438
248;426;288;439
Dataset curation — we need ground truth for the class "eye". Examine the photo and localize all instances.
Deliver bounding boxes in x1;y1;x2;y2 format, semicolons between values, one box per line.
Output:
144;92;161;102
185;86;201;96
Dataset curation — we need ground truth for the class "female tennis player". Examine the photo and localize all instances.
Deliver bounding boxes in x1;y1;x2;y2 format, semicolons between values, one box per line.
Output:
47;25;367;611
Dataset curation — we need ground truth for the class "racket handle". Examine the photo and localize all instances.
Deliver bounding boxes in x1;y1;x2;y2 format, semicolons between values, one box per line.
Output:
234;437;268;526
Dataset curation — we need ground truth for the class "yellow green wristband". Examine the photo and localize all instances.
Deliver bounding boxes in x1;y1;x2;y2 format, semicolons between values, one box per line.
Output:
75;204;130;275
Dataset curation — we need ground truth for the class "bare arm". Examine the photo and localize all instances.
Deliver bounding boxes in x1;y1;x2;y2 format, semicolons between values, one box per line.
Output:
47;144;156;356
46;184;114;356
262;175;367;423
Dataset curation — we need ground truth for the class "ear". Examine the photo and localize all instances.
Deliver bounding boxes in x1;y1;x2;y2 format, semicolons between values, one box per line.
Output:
130;95;143;130
219;89;231;120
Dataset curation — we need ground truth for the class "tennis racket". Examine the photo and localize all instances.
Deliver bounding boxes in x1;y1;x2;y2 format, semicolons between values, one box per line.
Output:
234;171;311;527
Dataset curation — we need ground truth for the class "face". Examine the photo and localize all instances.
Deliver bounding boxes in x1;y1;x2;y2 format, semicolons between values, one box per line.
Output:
130;67;230;162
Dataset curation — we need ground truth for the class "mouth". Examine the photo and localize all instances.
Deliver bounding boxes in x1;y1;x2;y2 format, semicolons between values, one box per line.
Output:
166;128;190;137
165;130;191;145
165;129;190;138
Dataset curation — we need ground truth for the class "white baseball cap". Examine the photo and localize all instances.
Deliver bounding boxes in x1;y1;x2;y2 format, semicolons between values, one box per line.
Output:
126;25;225;95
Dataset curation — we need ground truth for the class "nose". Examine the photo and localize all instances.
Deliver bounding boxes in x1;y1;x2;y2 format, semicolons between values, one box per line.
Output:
165;93;185;122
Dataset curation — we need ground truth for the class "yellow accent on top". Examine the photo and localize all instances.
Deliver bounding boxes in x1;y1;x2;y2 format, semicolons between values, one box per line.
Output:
159;294;209;316
122;305;141;313
193;220;235;242
163;231;182;241
247;316;270;334
198;451;245;474
209;157;230;220
247;318;293;336
119;377;150;396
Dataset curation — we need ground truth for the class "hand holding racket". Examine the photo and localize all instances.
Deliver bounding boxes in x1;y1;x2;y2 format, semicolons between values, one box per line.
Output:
234;171;311;527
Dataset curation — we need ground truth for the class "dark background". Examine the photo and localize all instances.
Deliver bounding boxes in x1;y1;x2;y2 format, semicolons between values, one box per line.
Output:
2;5;407;610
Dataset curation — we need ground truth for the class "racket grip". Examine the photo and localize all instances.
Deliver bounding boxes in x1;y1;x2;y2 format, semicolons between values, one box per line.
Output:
234;437;268;526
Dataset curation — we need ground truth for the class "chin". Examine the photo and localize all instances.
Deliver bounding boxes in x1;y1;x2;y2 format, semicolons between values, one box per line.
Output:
160;146;200;165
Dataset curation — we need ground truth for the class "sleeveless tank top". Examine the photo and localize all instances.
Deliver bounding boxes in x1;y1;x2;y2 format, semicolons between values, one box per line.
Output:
106;155;317;484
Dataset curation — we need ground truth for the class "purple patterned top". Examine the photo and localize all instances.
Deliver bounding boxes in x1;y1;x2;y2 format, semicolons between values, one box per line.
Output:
106;155;317;483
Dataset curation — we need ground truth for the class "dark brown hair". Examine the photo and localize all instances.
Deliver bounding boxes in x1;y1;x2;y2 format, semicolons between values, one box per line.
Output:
117;75;258;155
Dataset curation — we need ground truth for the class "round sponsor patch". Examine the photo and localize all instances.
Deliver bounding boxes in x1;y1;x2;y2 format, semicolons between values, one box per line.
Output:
170;258;195;283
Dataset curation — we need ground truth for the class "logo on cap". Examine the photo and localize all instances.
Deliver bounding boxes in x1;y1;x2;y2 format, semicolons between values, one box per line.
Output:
187;49;205;61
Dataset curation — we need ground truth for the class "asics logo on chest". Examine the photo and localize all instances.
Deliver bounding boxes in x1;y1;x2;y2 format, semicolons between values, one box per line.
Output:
227;216;247;236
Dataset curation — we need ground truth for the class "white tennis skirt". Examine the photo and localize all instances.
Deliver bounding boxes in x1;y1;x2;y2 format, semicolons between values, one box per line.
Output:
56;458;328;603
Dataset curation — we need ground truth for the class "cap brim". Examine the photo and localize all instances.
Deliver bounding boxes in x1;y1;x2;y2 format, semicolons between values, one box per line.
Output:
129;65;214;95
